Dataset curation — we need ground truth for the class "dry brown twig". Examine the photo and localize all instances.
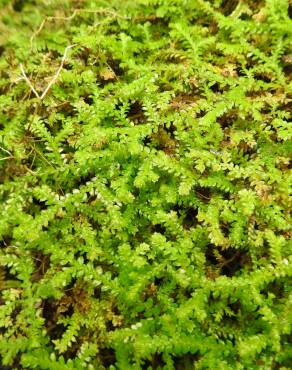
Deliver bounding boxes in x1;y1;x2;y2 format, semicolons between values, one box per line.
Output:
19;64;40;98
19;44;76;100
0;156;14;161
18;8;127;100
30;8;128;50
0;146;14;161
0;146;13;157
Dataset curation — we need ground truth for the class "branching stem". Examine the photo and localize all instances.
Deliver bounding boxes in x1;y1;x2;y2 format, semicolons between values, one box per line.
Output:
30;8;128;49
19;44;76;100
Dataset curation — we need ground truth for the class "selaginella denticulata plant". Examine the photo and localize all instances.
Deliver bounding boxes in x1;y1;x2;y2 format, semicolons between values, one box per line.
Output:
0;0;291;369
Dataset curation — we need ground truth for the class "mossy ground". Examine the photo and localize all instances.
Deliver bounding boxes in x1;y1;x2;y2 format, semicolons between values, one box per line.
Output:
0;0;291;369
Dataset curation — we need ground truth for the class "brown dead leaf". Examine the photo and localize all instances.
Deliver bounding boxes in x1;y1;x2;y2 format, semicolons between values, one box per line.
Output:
100;68;116;81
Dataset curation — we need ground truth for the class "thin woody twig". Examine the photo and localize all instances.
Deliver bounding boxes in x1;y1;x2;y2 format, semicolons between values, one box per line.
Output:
21;8;128;99
19;64;40;99
30;18;47;50
0;146;13;157
0;145;14;161
0;156;14;161
30;12;77;50
30;8;128;49
39;44;75;100
19;44;76;101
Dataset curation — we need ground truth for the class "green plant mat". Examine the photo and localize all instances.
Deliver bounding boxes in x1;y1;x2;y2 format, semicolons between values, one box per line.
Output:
0;0;291;368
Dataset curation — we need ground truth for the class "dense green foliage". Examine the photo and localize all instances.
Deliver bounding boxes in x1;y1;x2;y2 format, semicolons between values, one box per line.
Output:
0;0;291;368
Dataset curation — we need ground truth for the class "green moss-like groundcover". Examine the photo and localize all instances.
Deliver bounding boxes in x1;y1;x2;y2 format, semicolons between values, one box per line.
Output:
0;0;291;368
